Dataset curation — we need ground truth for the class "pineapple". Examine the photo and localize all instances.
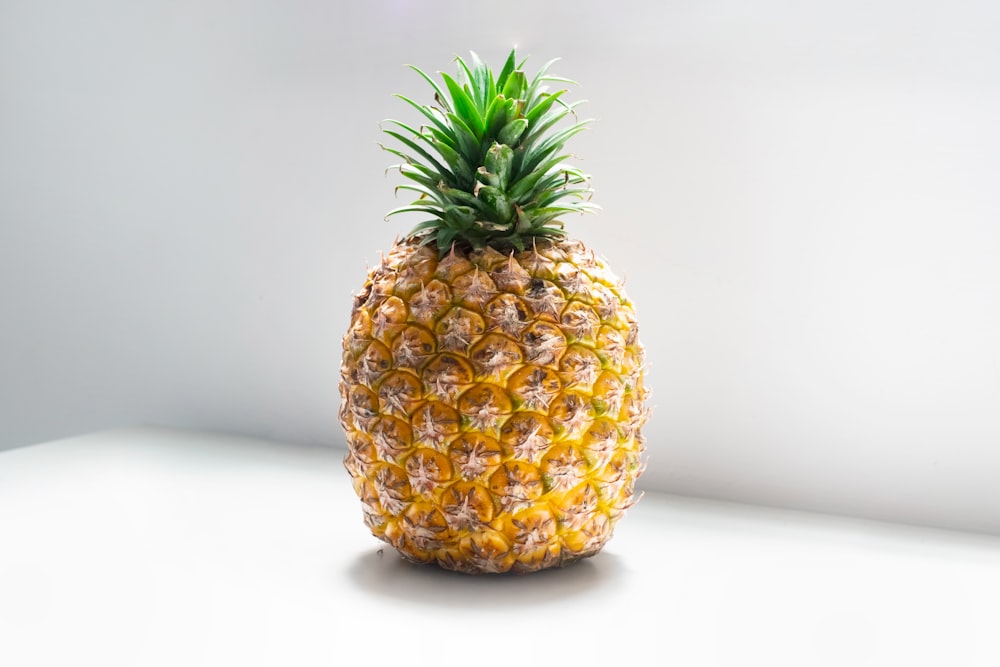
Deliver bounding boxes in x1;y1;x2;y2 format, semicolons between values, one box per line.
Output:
340;49;649;574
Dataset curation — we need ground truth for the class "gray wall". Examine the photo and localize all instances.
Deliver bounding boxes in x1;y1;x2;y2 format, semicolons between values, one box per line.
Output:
2;0;999;534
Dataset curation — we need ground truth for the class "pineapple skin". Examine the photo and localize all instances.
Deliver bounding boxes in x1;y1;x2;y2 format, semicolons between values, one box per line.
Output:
340;236;649;574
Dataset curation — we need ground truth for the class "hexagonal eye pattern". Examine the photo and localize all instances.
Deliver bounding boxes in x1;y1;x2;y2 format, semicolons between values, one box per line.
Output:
339;237;649;574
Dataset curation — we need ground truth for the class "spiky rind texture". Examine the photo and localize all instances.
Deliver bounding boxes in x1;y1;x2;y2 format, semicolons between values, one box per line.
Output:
383;50;597;253
340;237;649;574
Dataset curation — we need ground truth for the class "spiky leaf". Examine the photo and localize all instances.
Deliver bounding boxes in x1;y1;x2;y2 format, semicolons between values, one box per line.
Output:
382;49;596;252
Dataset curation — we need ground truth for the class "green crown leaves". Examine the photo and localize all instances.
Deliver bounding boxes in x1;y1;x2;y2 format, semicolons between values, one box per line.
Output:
383;49;597;253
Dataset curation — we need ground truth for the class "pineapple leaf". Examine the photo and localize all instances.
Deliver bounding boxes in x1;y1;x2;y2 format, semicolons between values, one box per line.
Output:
444;111;483;163
439;184;490;213
521;100;585;146
501;70;527;101
383;49;598;253
393;94;451;137
525;58;562;105
483;95;511;139
405;65;452;113
408;219;446;235
396;164;445;190
462;52;491;111
477;185;513;222
524;89;569;126
382;130;454;182
385;204;446;220
441;72;486;139
476;51;498;104
497;118;528;146
394;183;450;207
494;50;518;93
518;120;591;175
484;142;513;189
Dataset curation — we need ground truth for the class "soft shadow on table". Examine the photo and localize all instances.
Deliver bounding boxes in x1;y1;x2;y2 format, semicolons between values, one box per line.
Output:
346;547;628;608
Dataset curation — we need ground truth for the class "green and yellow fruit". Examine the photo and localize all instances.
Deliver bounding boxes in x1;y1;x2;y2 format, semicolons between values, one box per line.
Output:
339;50;649;574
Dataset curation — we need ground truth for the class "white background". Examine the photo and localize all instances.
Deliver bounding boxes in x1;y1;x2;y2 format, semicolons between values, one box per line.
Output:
2;0;999;534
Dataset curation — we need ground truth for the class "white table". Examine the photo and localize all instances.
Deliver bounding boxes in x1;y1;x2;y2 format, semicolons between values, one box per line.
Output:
2;427;998;666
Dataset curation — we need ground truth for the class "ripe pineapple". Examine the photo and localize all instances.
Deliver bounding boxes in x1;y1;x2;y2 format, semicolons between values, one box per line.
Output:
340;50;649;574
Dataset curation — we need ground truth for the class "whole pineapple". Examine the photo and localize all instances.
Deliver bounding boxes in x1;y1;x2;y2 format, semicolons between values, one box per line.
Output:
340;50;649;574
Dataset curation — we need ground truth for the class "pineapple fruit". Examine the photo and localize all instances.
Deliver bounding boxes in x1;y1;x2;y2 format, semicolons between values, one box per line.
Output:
340;50;649;574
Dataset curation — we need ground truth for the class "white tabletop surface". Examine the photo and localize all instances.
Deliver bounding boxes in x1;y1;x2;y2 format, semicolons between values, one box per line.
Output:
1;427;998;667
